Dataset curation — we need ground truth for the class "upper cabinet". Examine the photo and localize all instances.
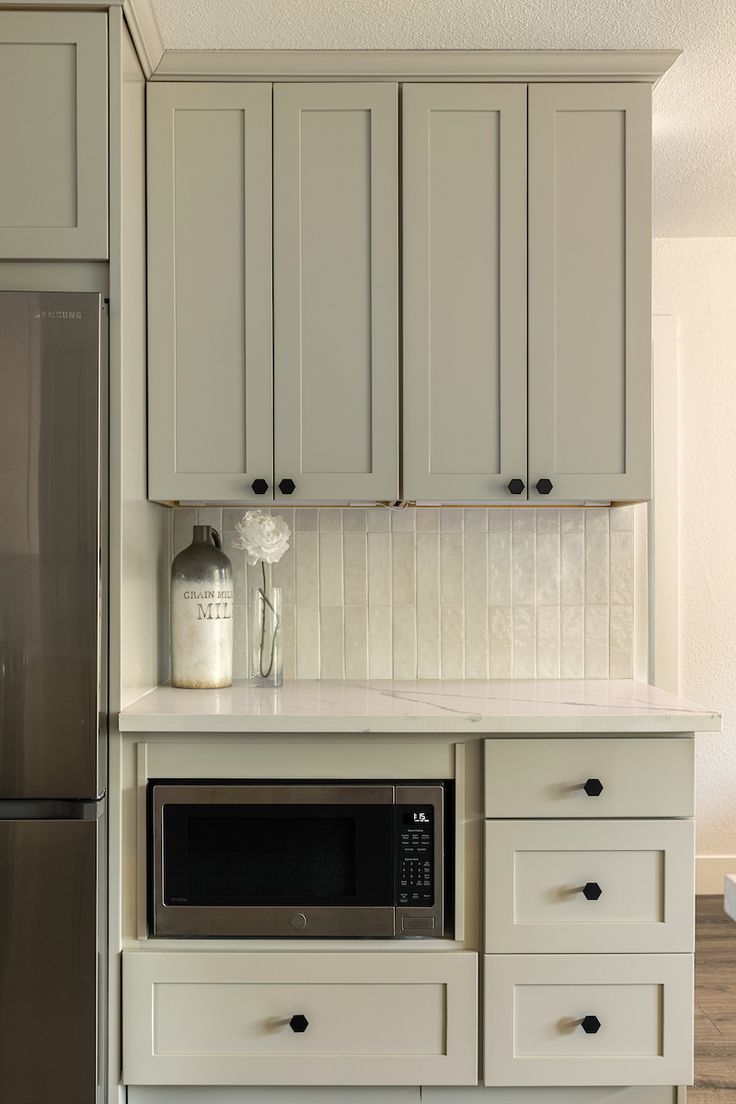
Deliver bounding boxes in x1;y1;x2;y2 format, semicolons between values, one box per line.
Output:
0;12;108;259
147;83;273;502
148;81;399;503
145;72;653;505
402;84;527;502
528;84;652;502
273;84;399;502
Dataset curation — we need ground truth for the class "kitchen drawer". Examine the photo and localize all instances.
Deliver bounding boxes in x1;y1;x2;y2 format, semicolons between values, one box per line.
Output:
123;951;477;1086
485;819;695;953
423;1088;680;1102
484;954;693;1087
484;738;694;819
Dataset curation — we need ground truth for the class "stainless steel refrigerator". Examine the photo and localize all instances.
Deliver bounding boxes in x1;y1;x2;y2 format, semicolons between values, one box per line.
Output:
0;291;106;1103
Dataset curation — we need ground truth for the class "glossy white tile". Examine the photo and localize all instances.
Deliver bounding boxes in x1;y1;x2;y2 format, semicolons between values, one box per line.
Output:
343;532;368;606
368;606;393;678
213;506;640;680
392;606;418;680
319;607;345;679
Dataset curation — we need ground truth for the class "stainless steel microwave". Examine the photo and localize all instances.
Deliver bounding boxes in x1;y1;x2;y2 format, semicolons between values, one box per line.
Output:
150;782;447;938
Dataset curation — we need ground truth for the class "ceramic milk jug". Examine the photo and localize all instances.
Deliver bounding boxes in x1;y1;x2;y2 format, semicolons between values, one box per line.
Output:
171;525;233;688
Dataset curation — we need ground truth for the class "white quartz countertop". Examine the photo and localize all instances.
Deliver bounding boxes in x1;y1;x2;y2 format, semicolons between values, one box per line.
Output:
118;679;721;734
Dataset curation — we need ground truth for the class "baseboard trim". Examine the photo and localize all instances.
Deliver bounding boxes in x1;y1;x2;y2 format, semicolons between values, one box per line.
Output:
696;854;736;895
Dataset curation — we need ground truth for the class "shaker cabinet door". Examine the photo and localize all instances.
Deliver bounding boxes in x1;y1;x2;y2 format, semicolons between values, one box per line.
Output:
147;83;273;502
402;84;527;502
528;83;652;502
273;83;399;502
0;12;108;259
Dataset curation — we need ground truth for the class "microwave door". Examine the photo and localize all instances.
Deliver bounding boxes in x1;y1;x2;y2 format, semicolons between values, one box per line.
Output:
153;784;397;937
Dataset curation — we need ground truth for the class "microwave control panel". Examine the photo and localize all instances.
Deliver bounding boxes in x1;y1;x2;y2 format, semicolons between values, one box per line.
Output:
397;807;434;906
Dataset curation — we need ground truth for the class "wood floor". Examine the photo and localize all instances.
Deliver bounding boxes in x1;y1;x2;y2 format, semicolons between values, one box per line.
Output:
691;895;736;1103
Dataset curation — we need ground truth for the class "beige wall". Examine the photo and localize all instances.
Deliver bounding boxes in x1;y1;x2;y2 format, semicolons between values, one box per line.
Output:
653;237;736;884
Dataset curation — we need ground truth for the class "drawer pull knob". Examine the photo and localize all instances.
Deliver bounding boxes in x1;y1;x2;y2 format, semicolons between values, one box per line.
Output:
507;478;525;495
279;478;296;495
289;1014;309;1033
582;882;603;901
583;778;604;797
251;478;269;495
535;477;553;495
581;1015;601;1035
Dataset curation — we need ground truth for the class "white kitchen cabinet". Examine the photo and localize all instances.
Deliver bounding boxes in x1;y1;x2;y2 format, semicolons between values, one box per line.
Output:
145;76;654;505
402;84;527;502
528;83;652;502
147;83;273;502
123;950;477;1086
147;81;398;504
273;83;399;501
0;12;107;259
485;819;695;954
484;737;694;819
484;954;693;1088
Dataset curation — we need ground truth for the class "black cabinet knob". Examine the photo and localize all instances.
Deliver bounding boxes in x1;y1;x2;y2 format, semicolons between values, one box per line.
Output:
279;478;296;495
583;778;604;797
251;478;269;495
582;882;603;901
581;1015;601;1035
507;478;525;495
535;477;553;495
289;1014;309;1033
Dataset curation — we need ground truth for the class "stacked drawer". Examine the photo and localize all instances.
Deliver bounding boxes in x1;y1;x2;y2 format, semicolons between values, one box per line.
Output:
483;736;696;1088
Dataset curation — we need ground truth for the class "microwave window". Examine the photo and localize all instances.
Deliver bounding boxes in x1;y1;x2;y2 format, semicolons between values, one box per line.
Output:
162;803;394;908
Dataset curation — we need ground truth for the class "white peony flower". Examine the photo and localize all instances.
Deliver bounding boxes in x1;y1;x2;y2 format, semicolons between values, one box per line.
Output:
233;510;291;566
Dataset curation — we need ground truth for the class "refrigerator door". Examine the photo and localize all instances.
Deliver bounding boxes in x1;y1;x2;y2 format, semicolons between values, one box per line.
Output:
0;292;102;799
0;817;98;1103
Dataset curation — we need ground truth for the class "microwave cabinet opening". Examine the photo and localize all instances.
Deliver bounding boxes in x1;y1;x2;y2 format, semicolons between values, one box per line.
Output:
148;781;453;939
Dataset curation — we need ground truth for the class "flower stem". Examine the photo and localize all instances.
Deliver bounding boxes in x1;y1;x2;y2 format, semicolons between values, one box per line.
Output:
258;560;281;679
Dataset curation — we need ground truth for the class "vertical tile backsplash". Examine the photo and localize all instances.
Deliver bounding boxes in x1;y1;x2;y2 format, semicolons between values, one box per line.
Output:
172;506;641;681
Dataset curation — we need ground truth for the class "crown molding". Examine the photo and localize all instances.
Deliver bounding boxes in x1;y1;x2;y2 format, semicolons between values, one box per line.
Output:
122;0;163;78
151;48;681;84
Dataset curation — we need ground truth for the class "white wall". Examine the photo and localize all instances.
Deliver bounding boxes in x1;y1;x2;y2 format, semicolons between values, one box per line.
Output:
653;238;736;887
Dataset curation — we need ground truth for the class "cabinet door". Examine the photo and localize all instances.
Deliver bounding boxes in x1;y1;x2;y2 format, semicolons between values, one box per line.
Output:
484;819;695;954
273;83;399;502
528;84;652;502
147;84;273;502
0;12;107;259
402;85;527;502
484;954;692;1087
123;950;477;1086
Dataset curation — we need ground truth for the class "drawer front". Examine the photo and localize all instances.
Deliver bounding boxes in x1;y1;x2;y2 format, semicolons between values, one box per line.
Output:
485;819;695;953
484;954;693;1087
123;951;477;1086
423;1089;680;1103
484;738;694;818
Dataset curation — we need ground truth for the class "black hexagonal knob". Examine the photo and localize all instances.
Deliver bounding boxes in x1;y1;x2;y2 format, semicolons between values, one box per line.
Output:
507;478;525;495
583;882;603;901
289;1014;309;1033
535;477;554;495
251;478;269;495
583;778;604;797
581;1015;601;1035
279;478;296;495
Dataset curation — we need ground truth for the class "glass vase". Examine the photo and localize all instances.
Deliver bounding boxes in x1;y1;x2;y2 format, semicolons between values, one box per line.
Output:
250;579;283;688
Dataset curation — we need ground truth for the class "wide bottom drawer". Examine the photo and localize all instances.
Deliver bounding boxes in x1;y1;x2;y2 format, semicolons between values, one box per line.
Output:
123;951;478;1086
484;954;693;1087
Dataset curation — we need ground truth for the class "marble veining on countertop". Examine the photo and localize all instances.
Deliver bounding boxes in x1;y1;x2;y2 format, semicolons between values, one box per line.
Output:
118;679;722;734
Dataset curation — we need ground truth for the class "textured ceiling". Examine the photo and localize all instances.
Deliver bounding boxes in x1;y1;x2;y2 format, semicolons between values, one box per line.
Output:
150;0;736;236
